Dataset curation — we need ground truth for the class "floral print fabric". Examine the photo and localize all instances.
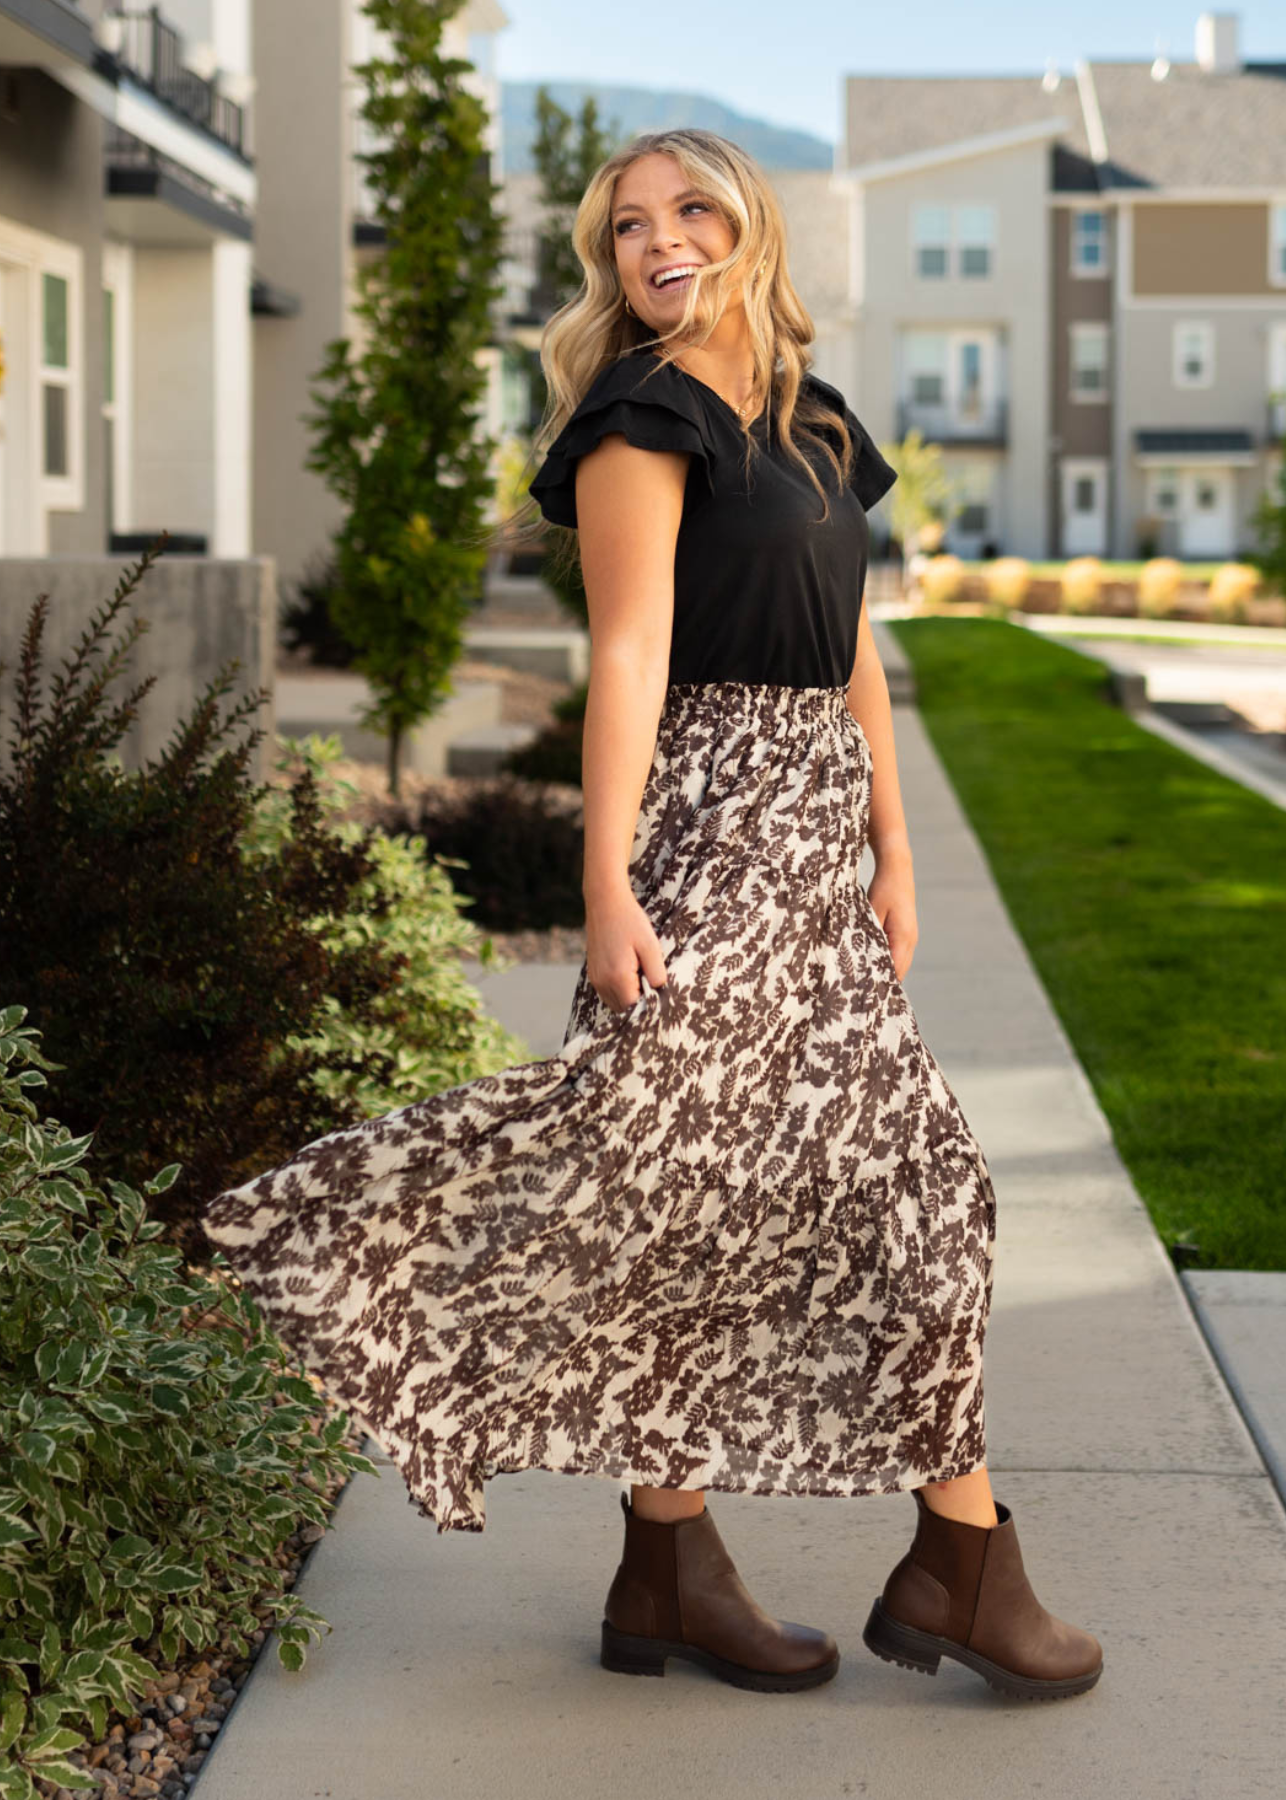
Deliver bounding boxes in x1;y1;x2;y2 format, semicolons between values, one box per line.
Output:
202;680;996;1533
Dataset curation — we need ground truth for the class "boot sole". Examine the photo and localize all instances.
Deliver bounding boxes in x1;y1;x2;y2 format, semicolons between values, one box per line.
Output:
863;1597;1102;1701
601;1620;840;1693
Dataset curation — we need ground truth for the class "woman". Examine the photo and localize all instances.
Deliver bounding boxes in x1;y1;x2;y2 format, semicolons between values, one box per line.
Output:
203;128;1102;1703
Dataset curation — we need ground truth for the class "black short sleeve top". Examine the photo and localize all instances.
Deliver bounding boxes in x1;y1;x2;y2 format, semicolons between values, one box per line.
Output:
527;346;898;688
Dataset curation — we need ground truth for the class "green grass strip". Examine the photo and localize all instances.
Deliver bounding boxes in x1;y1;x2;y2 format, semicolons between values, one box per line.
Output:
887;616;1286;1272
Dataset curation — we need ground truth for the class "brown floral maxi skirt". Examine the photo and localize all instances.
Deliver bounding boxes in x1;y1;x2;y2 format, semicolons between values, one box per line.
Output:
202;680;997;1533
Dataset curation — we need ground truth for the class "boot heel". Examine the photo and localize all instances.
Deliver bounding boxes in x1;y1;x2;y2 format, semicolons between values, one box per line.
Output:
601;1620;668;1676
863;1597;941;1676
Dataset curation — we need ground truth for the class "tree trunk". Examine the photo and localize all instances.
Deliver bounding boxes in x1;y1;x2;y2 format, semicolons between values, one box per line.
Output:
386;722;403;800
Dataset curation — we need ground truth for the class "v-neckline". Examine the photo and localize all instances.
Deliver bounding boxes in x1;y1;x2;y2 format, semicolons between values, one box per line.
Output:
650;352;769;433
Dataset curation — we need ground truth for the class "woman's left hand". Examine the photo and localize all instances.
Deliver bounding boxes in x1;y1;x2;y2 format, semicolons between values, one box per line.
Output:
867;851;919;983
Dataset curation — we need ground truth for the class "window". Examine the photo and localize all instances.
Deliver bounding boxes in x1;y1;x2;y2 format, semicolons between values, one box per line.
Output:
1073;475;1097;512
1070;323;1109;400
1270;320;1286;437
1072;210;1108;275
906;332;947;404
1272;203;1286;285
42;271;70;478
912;203;996;279
956;205;994;278
1150;469;1179;513
1173;321;1213;388
913;205;950;278
958;502;988;534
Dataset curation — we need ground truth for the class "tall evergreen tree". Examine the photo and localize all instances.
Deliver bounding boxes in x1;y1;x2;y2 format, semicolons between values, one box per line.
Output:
531;87;619;310
304;0;504;796
523;90;620;627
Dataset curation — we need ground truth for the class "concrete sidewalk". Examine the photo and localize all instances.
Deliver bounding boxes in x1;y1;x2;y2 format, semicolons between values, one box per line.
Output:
195;630;1286;1800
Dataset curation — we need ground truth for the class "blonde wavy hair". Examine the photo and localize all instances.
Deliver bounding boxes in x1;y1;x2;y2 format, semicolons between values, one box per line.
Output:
502;128;862;557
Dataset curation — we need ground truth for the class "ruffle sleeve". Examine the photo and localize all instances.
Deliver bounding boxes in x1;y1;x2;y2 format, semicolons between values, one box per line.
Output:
528;353;717;529
807;374;898;513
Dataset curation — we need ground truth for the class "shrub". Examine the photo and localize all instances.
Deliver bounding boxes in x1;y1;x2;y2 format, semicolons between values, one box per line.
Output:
1137;557;1184;618
0;1004;374;1786
1208;562;1261;623
920;553;966;607
505;719;584;785
983;557;1031;610
503;683;588;784
0;546;402;1250
1060;556;1104;614
279;548;360;668
391;776;585;932
244;735;531;1120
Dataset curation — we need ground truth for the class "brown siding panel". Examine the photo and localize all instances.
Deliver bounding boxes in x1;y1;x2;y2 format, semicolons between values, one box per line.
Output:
1134;203;1272;296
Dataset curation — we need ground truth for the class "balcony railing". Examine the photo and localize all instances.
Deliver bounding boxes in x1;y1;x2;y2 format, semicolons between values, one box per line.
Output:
896;397;1008;444
105;124;253;228
109;6;247;157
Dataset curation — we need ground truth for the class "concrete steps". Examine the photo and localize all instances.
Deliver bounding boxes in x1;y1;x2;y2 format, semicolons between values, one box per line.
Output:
275;670;507;778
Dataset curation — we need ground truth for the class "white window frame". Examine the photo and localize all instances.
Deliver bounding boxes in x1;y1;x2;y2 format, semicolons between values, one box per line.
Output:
1172;320;1214;390
905;330;948;405
955;204;995;279
1070;322;1109;403
1071;208;1109;278
0;220;84;523
1270;200;1286;288
911;203;997;281
1270;319;1286;440
39;245;84;510
912;204;950;280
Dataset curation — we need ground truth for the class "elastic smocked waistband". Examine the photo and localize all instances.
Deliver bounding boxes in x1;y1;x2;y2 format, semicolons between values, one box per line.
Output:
663;679;852;718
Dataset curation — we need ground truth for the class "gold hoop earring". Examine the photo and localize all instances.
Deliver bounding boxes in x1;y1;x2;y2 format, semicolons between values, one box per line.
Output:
623;296;634;316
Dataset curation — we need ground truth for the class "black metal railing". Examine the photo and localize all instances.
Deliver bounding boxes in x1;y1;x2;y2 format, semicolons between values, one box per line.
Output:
111;6;246;156
895;397;1008;444
104;122;253;226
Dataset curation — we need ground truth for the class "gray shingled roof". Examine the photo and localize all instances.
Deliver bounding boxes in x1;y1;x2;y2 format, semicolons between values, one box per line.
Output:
843;59;1286;193
842;74;1091;173
1087;59;1286;190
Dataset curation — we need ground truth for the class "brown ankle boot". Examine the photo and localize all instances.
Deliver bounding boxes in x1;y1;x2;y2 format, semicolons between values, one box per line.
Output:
600;1492;840;1692
863;1489;1103;1700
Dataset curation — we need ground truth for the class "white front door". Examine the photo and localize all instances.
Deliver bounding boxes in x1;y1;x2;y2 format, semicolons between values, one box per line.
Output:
1062;458;1108;555
1178;467;1235;559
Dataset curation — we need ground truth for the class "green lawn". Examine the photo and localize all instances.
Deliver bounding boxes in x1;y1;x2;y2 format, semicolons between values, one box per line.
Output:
887;616;1286;1272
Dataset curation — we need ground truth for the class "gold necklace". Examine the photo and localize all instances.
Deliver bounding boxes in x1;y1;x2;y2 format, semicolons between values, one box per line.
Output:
674;355;758;423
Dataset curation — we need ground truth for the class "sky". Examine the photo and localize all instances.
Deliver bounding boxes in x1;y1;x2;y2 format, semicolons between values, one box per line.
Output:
492;2;1283;144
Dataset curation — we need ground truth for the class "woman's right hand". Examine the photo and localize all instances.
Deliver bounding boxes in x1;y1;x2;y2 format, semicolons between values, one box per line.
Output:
584;885;669;1014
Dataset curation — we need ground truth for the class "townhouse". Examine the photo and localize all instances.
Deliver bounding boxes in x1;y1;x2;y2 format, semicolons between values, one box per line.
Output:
255;0;508;591
836;10;1286;561
0;0;508;586
0;0;256;559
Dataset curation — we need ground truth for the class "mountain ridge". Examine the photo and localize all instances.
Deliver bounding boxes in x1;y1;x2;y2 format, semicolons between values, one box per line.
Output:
500;79;835;174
